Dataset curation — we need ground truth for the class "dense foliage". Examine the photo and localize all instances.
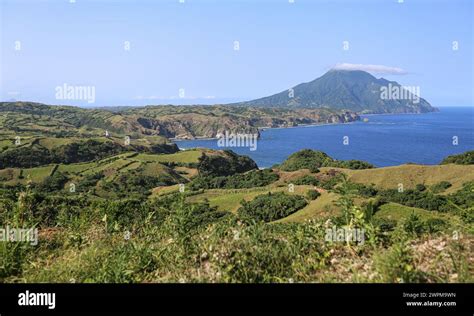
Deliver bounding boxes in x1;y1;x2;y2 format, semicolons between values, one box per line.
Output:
101;170;182;198
197;150;257;177
0;175;471;283
237;192;308;222
306;190;321;200
189;169;279;190
279;149;373;172
441;150;474;165
430;181;452;193
378;188;448;211
0;139;178;168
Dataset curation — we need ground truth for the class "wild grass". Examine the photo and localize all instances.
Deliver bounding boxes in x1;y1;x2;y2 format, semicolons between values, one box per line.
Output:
1;186;471;284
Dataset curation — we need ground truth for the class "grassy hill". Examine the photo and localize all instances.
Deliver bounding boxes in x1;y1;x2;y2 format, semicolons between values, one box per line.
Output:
1;101;359;141
335;164;474;193
0;108;472;284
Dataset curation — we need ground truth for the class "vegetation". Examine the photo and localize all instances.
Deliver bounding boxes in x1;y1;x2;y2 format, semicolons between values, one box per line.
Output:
0;101;362;141
197;150;257;177
306;190;321;200
430;181;452;193
0;138;178;169
189;169;279;190
279;149;373;172
441;150;474;165
239;69;436;114
0;162;471;283
0;101;472;284
237;192;308;222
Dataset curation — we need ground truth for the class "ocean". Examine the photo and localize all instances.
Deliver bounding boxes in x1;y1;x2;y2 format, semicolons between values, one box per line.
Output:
174;107;474;168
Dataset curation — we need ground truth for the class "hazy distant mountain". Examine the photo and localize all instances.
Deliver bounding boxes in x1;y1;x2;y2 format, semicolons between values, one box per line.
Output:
238;70;437;114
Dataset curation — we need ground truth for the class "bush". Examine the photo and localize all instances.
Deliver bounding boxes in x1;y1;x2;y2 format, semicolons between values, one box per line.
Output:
306;190;321;200
403;212;424;236
424;218;447;233
446;181;474;209
52;140;126;164
189;169;278;190
77;172;104;192
415;184;426;192
430;181;452;193
38;172;69;192
293;175;319;186
237;192;307;222
373;217;397;232
320;173;345;190
101;170;182;198
379;189;448;212
279;149;373;171
197;150;257;177
376;238;426;283
440;150;474;165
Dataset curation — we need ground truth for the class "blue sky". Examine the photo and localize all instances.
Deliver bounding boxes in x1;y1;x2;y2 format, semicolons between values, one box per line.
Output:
0;0;472;107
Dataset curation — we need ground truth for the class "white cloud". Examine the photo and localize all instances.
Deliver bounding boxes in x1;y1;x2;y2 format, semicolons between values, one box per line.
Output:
333;63;408;75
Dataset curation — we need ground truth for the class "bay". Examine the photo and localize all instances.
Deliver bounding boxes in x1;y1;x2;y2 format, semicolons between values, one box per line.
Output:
175;107;474;168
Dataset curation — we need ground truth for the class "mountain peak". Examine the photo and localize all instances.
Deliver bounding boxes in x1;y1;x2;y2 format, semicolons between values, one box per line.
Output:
238;70;436;114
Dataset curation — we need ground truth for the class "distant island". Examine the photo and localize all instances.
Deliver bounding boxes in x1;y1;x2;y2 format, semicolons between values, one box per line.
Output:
235;69;437;114
0;70;438;141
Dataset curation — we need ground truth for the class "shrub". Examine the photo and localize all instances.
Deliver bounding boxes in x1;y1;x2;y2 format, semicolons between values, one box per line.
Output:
379;189;448;212
403;212;424;236
446;181;474;209
197;150;257;177
430;181;452;193
189;169;278;190
440;150;474;165
237;192;307;222
279;149;332;171
375;238;426;283
306;190;321;200
424;218;447;233
38;172;69;192
415;184;426;192
293;175;319;186
373;217;397;232
279;149;373;171
77;172;104;192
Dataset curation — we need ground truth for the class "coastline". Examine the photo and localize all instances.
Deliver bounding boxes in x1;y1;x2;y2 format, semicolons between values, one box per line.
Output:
172;107;473;168
171;109;444;142
171;119;359;141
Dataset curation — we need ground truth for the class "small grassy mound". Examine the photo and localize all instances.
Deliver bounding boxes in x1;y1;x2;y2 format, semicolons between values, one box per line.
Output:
237;192;308;222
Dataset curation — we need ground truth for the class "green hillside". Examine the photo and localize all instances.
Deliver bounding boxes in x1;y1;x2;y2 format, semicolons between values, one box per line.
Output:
0;104;472;284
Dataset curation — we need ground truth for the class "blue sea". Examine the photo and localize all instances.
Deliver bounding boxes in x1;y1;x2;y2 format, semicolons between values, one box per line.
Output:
175;107;474;168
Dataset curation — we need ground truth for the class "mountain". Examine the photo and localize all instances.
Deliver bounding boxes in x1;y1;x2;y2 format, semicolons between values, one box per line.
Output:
237;70;437;114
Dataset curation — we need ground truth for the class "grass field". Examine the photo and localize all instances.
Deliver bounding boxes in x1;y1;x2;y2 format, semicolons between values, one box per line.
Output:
374;202;462;227
187;184;317;213
2;150;473;226
278;191;340;223
134;149;203;164
334;164;474;193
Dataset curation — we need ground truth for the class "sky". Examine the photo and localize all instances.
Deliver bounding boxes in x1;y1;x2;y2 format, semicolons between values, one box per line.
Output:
0;0;473;107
